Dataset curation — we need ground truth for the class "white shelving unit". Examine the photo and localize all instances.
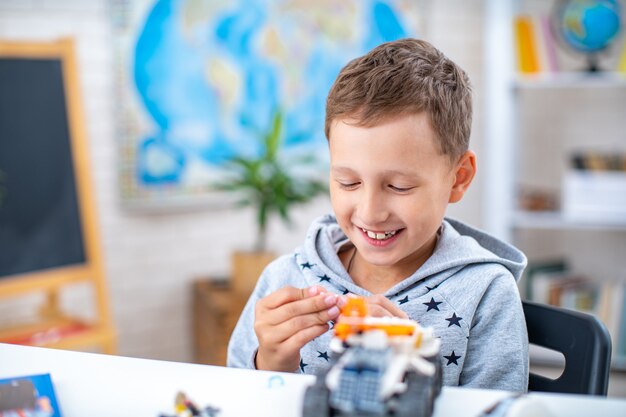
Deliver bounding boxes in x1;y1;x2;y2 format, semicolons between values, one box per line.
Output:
511;211;626;232
485;0;626;370
515;72;626;89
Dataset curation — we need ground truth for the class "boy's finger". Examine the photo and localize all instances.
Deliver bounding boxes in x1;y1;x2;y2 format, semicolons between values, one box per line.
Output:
366;294;409;319
264;292;340;326
366;303;394;317
260;286;307;310
258;306;336;346
284;323;331;353
281;306;339;340
337;295;348;308
261;285;326;310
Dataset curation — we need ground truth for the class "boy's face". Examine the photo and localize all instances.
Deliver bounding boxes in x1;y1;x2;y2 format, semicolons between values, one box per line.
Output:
329;112;467;273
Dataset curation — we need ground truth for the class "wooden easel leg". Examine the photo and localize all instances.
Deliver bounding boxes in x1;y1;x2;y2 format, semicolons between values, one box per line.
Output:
100;333;117;355
38;290;62;320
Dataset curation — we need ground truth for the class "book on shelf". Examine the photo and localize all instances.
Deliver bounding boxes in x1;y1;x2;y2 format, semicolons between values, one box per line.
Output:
617;290;626;359
598;281;626;351
523;259;568;300
513;15;541;74
537;14;558;73
530;271;594;312
550;277;596;312
525;260;626;365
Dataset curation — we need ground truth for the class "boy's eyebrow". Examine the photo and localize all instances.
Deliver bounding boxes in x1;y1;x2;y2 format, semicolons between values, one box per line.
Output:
330;166;355;174
381;169;421;179
331;166;421;179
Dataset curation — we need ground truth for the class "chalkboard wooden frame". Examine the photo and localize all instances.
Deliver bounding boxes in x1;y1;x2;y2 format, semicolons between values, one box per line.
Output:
0;39;115;353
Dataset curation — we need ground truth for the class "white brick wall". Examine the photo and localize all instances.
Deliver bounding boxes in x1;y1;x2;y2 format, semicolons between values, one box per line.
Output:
424;0;486;224
0;0;485;361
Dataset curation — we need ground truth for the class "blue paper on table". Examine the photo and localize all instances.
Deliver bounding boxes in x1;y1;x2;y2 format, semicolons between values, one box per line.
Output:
0;373;62;417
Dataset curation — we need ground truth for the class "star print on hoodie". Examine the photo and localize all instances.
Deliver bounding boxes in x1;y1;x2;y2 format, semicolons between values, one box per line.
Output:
227;214;529;393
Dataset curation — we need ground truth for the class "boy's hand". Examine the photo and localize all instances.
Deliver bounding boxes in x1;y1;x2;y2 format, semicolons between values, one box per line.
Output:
254;286;344;372
363;294;409;319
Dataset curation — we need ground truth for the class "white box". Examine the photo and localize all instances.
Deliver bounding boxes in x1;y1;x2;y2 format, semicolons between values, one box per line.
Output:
562;171;626;223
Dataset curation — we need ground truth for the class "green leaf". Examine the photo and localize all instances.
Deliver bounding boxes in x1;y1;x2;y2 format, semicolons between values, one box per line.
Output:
265;109;283;160
208;106;329;252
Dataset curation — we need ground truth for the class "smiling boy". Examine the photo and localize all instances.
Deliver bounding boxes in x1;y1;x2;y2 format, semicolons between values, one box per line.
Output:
228;38;528;392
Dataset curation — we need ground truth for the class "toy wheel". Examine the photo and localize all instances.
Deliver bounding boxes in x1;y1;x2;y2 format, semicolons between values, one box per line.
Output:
302;381;331;417
393;371;436;417
432;358;443;398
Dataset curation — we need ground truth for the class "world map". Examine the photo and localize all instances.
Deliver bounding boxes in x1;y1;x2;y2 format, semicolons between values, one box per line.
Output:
117;0;422;206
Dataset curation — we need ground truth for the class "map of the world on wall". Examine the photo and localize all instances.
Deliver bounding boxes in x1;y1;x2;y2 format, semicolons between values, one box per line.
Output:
114;0;423;209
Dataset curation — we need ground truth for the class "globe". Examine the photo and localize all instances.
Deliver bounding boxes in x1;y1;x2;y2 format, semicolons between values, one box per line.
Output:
553;0;623;71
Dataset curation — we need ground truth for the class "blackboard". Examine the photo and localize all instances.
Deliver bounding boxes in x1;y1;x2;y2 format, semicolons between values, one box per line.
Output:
0;40;115;354
0;39;103;291
0;57;85;277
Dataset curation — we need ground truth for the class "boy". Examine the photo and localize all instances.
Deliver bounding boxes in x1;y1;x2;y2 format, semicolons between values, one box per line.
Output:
227;38;528;392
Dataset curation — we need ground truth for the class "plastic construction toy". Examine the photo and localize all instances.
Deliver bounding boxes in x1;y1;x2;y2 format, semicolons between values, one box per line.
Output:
158;391;220;417
303;297;442;417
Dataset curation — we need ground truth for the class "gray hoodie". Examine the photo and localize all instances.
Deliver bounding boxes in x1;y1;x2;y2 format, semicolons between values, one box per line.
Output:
227;214;529;392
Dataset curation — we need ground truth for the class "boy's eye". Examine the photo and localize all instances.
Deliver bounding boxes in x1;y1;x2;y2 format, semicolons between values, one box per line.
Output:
338;181;359;190
389;185;414;192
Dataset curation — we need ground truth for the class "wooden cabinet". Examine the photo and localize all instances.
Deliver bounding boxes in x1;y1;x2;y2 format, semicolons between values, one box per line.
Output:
193;279;249;366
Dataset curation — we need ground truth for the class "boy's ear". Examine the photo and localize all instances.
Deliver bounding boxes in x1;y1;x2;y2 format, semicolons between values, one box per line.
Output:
449;150;476;203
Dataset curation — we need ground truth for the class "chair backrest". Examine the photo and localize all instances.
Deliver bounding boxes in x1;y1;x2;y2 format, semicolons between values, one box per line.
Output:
523;300;612;396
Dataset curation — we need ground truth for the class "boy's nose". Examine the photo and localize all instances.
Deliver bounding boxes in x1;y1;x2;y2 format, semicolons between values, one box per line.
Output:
356;188;389;226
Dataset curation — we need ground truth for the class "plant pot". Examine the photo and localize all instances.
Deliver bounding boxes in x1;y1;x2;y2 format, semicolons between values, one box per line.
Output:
231;250;276;294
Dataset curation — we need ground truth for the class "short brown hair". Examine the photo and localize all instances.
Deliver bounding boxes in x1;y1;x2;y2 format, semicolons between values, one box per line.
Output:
325;38;472;162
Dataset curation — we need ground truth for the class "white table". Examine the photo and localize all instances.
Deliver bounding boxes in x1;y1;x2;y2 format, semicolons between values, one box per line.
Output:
1;343;625;416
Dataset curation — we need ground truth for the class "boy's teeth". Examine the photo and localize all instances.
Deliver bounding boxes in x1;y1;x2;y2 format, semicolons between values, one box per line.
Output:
363;228;397;240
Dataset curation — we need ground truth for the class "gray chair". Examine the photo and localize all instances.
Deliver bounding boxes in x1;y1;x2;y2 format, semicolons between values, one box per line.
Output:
523;300;612;396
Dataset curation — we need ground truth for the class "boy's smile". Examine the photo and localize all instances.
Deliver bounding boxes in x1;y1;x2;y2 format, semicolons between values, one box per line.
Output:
358;226;402;246
329;112;475;291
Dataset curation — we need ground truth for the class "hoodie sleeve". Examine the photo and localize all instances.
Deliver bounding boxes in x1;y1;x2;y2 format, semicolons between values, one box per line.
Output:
460;272;529;392
226;285;262;369
226;267;273;369
226;253;305;369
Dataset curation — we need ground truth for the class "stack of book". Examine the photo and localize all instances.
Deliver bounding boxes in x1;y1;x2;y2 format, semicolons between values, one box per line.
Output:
524;260;626;367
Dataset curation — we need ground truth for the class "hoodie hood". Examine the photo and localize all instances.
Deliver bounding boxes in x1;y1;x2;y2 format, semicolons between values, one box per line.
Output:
300;214;527;297
228;212;529;391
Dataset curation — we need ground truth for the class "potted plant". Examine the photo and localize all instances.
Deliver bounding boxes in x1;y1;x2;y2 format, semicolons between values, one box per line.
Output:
214;109;327;293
